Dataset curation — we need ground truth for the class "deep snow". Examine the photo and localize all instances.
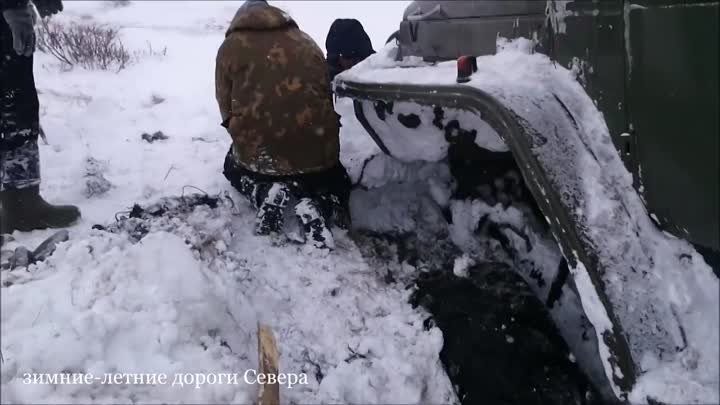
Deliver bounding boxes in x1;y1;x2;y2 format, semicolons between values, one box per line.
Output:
1;194;456;404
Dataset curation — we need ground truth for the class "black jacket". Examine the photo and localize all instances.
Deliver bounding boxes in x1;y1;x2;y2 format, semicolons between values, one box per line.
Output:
0;0;26;11
1;0;62;17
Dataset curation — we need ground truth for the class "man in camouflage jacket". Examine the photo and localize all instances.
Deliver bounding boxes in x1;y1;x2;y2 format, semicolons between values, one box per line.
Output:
216;0;350;249
0;0;80;234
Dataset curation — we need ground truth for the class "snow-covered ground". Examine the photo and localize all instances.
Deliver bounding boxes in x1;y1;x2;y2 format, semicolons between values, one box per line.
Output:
0;1;459;403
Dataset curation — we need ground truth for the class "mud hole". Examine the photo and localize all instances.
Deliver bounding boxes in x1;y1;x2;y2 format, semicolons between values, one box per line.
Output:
354;231;603;405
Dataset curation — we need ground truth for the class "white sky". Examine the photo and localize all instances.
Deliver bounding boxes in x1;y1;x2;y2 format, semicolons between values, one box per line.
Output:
60;1;410;54
272;1;411;52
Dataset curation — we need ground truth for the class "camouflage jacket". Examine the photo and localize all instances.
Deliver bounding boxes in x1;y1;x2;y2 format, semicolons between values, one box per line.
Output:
215;2;340;176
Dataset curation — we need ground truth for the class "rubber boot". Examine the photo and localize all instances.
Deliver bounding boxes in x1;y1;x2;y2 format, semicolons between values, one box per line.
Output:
254;183;290;235
294;198;334;249
0;186;81;234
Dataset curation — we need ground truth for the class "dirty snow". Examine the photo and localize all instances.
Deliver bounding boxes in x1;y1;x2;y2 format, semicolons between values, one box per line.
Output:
452;255;474;278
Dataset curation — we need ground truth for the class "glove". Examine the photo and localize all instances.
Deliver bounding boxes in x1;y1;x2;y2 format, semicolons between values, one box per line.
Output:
2;4;35;57
32;0;62;18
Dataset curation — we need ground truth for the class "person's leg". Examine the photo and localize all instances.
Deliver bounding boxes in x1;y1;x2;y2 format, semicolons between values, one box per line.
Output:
286;163;351;249
254;182;290;235
293;197;334;249
0;13;41;192
223;147;290;235
0;17;80;234
0;138;40;191
291;163;352;229
322;163;352;230
223;148;260;206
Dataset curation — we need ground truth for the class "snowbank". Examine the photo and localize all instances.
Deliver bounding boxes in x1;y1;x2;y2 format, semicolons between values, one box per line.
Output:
2;198;456;404
2;231;251;403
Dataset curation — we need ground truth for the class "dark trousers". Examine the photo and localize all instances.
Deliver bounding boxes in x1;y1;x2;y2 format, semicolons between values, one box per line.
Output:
0;16;41;191
223;147;352;227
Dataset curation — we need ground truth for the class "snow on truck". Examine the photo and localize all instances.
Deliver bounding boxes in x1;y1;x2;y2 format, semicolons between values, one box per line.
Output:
334;1;719;404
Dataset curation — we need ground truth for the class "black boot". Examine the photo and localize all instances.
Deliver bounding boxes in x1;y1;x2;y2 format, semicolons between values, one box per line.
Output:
325;193;351;230
254;183;290;235
0;186;81;234
294;198;334;249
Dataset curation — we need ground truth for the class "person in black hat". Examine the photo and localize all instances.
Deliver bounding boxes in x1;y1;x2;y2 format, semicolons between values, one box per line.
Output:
325;18;375;80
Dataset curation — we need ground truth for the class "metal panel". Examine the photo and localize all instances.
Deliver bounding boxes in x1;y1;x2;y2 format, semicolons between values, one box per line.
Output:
551;1;632;180
398;15;546;61
402;1;547;20
627;1;719;251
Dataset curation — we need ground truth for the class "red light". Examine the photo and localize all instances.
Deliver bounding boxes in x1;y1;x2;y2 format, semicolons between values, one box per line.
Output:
457;55;477;83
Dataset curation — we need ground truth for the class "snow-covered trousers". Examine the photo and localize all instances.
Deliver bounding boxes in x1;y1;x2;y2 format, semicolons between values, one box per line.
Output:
223;147;352;229
0;17;41;192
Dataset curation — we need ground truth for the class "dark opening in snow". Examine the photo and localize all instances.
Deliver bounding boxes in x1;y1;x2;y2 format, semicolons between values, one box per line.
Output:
411;263;602;405
353;229;602;405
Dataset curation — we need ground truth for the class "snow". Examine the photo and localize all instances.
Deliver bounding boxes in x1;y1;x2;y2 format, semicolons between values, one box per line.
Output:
452;255;474;278
1;1;460;404
545;0;575;35
357;101;507;163
1;1;717;403
569;258;623;398
349;171;450;236
623;2;647;76
3;231;248;403
337;38;720;404
2;200;456;403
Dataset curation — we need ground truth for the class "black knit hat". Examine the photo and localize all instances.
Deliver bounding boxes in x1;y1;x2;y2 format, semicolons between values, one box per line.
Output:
325;19;375;59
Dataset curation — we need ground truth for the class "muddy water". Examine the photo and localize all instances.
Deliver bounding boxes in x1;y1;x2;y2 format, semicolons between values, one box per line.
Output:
412;264;603;405
354;231;603;405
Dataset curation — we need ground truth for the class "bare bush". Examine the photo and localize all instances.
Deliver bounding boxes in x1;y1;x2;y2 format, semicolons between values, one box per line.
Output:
133;41;168;61
36;19;131;71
